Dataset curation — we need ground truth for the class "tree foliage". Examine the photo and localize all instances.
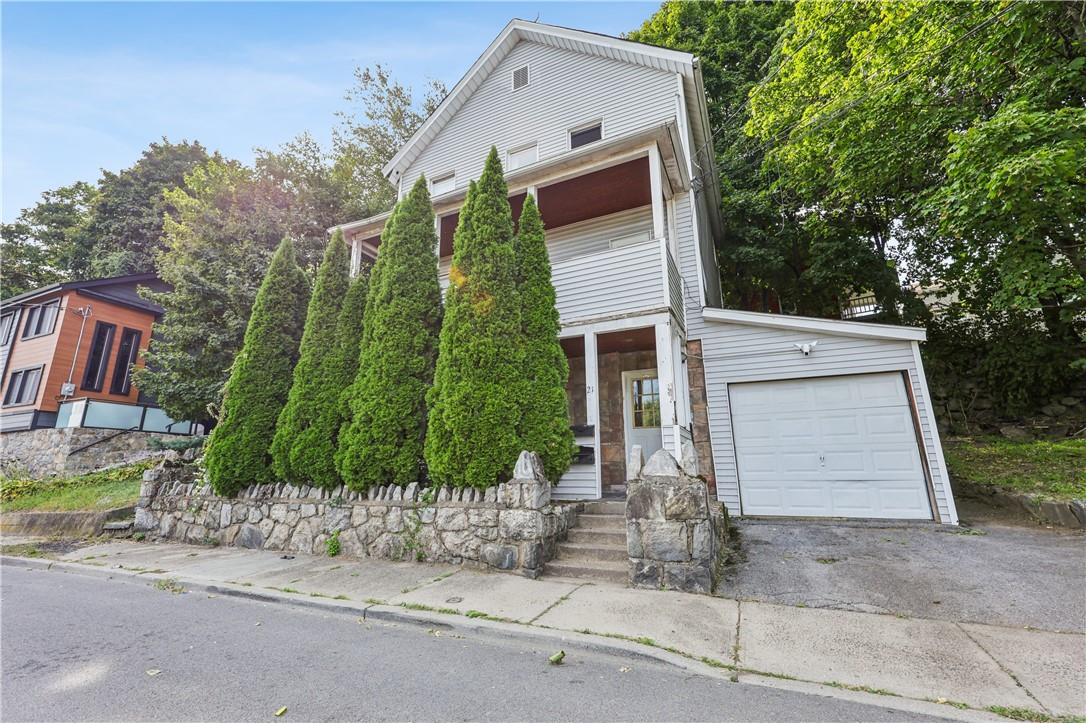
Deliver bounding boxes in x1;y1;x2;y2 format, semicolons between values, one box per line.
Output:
337;178;442;489
204;238;310;497
87;139;210;276
425;148;524;489
271;232;352;487
333;65;446;217
513;195;575;483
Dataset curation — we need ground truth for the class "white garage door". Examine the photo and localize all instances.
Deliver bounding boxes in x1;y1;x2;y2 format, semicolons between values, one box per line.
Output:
730;373;932;520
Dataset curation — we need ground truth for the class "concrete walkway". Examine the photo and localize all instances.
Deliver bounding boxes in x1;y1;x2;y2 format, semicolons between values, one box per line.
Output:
10;540;1085;719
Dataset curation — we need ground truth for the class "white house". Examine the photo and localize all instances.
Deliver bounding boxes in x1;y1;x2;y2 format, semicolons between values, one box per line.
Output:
334;20;958;525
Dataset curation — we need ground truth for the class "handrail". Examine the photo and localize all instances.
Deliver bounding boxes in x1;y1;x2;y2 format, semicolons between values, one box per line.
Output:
68;426;139;456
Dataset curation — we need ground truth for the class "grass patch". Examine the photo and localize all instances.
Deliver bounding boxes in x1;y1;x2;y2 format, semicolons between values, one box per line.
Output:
945;437;1086;500
153;578;184;594
987;705;1085;723
0;460;156;513
399;602;460;615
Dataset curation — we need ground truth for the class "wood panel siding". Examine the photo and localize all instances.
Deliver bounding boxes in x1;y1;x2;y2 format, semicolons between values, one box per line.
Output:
401;40;676;194
2;290;158;415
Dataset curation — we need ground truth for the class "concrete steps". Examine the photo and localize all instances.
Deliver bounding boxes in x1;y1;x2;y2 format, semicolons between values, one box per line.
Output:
546;499;628;585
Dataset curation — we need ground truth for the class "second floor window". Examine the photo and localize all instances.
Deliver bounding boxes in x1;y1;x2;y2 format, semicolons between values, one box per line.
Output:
3;366;43;406
570;122;602;150
82;321;116;392
21;299;60;339
431;172;455;196
0;312;16;346
110;328;142;395
507;143;538;171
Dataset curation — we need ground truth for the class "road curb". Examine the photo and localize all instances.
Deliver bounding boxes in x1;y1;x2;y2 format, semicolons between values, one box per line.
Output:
0;554;1009;723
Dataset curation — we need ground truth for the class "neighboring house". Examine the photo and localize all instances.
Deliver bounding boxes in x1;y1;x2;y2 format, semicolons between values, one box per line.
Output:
333;20;958;524
0;274;197;436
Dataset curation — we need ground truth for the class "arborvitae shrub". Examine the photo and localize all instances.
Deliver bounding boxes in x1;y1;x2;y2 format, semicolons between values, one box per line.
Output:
205;238;309;496
336;178;442;489
514;194;575;483
270;231;351;487
425;147;523;488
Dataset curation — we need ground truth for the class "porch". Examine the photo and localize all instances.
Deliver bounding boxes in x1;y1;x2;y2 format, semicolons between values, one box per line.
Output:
555;316;692;500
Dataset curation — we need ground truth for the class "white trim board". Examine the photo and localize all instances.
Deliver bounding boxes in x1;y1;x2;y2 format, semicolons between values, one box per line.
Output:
702;308;927;342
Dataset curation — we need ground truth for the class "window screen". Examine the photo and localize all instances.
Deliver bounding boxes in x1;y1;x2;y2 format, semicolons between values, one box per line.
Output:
507;143;537;170
82;321;116;392
431;173;455;196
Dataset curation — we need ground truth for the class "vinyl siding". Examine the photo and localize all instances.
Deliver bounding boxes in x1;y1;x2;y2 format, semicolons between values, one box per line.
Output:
402;40;677;192
554;464;598;500
691;320;954;523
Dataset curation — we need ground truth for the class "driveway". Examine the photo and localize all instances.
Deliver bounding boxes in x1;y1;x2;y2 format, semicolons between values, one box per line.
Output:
724;519;1086;632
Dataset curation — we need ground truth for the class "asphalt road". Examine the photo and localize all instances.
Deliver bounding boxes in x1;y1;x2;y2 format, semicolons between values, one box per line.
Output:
1;566;948;722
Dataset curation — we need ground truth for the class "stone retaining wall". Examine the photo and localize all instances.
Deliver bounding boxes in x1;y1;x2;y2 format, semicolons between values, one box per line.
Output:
625;445;728;594
135;452;579;578
1;428;170;478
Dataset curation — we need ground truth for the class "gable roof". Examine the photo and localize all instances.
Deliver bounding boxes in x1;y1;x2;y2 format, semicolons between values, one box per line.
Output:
1;273;166;315
383;19;713;187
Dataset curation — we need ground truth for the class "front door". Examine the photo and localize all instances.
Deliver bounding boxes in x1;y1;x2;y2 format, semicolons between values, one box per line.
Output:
623;369;663;474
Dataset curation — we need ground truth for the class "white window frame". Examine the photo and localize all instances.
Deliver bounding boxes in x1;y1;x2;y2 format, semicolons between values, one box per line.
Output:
568;119;604;151
507;142;538;171
511;63;530;92
430;172;455;196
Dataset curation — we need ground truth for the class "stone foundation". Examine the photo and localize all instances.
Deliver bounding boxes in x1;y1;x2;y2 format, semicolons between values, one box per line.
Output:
0;428;172;478
135;451;579;578
625;445;727;594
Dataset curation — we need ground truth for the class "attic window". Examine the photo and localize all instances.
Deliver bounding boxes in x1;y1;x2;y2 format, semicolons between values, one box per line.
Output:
570;121;602;149
430;172;455;196
512;65;529;90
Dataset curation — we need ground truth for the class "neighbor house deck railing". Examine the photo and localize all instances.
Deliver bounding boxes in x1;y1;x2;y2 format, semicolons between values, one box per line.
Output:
55;398;200;436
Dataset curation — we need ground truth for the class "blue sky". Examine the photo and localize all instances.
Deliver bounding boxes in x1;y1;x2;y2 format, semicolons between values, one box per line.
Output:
1;1;658;221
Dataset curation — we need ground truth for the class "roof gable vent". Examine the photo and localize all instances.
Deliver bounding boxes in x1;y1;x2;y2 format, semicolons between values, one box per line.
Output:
512;65;529;90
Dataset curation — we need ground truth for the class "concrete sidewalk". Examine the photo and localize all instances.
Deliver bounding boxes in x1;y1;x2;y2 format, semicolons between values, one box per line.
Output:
11;540;1085;719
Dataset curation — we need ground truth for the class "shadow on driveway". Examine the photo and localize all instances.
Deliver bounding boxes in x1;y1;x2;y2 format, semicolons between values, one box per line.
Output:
723;519;1085;632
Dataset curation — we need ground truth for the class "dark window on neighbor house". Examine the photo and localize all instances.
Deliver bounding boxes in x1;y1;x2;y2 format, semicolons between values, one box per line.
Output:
109;328;142;395
20;299;60;339
81;321;116;392
0;312;16;346
3;366;43;406
570;123;602;149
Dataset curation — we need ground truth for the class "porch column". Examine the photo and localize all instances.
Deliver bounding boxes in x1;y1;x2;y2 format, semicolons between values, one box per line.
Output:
584;331;602;498
648;143;666;241
654;320;682;457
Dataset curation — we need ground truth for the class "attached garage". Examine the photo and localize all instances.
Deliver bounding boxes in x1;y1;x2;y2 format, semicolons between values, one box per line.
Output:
729;373;933;520
694;309;958;525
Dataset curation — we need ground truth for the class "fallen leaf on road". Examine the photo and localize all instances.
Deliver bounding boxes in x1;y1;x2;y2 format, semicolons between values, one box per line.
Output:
145;669;162;677
549;650;565;665
275;707;287;717
619;666;631;673
255;622;262;626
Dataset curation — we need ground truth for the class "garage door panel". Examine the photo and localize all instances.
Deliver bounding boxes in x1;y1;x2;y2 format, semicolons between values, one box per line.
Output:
731;373;932;520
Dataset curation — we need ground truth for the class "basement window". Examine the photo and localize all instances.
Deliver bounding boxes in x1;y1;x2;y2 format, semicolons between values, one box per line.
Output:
569;121;602;150
430;172;455;196
512;65;529;91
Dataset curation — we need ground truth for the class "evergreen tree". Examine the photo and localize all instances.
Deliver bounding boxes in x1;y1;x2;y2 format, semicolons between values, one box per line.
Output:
204;238;310;496
336;178;442;489
425;148;523;489
514;194;575;483
320;266;372;466
270;232;351;486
